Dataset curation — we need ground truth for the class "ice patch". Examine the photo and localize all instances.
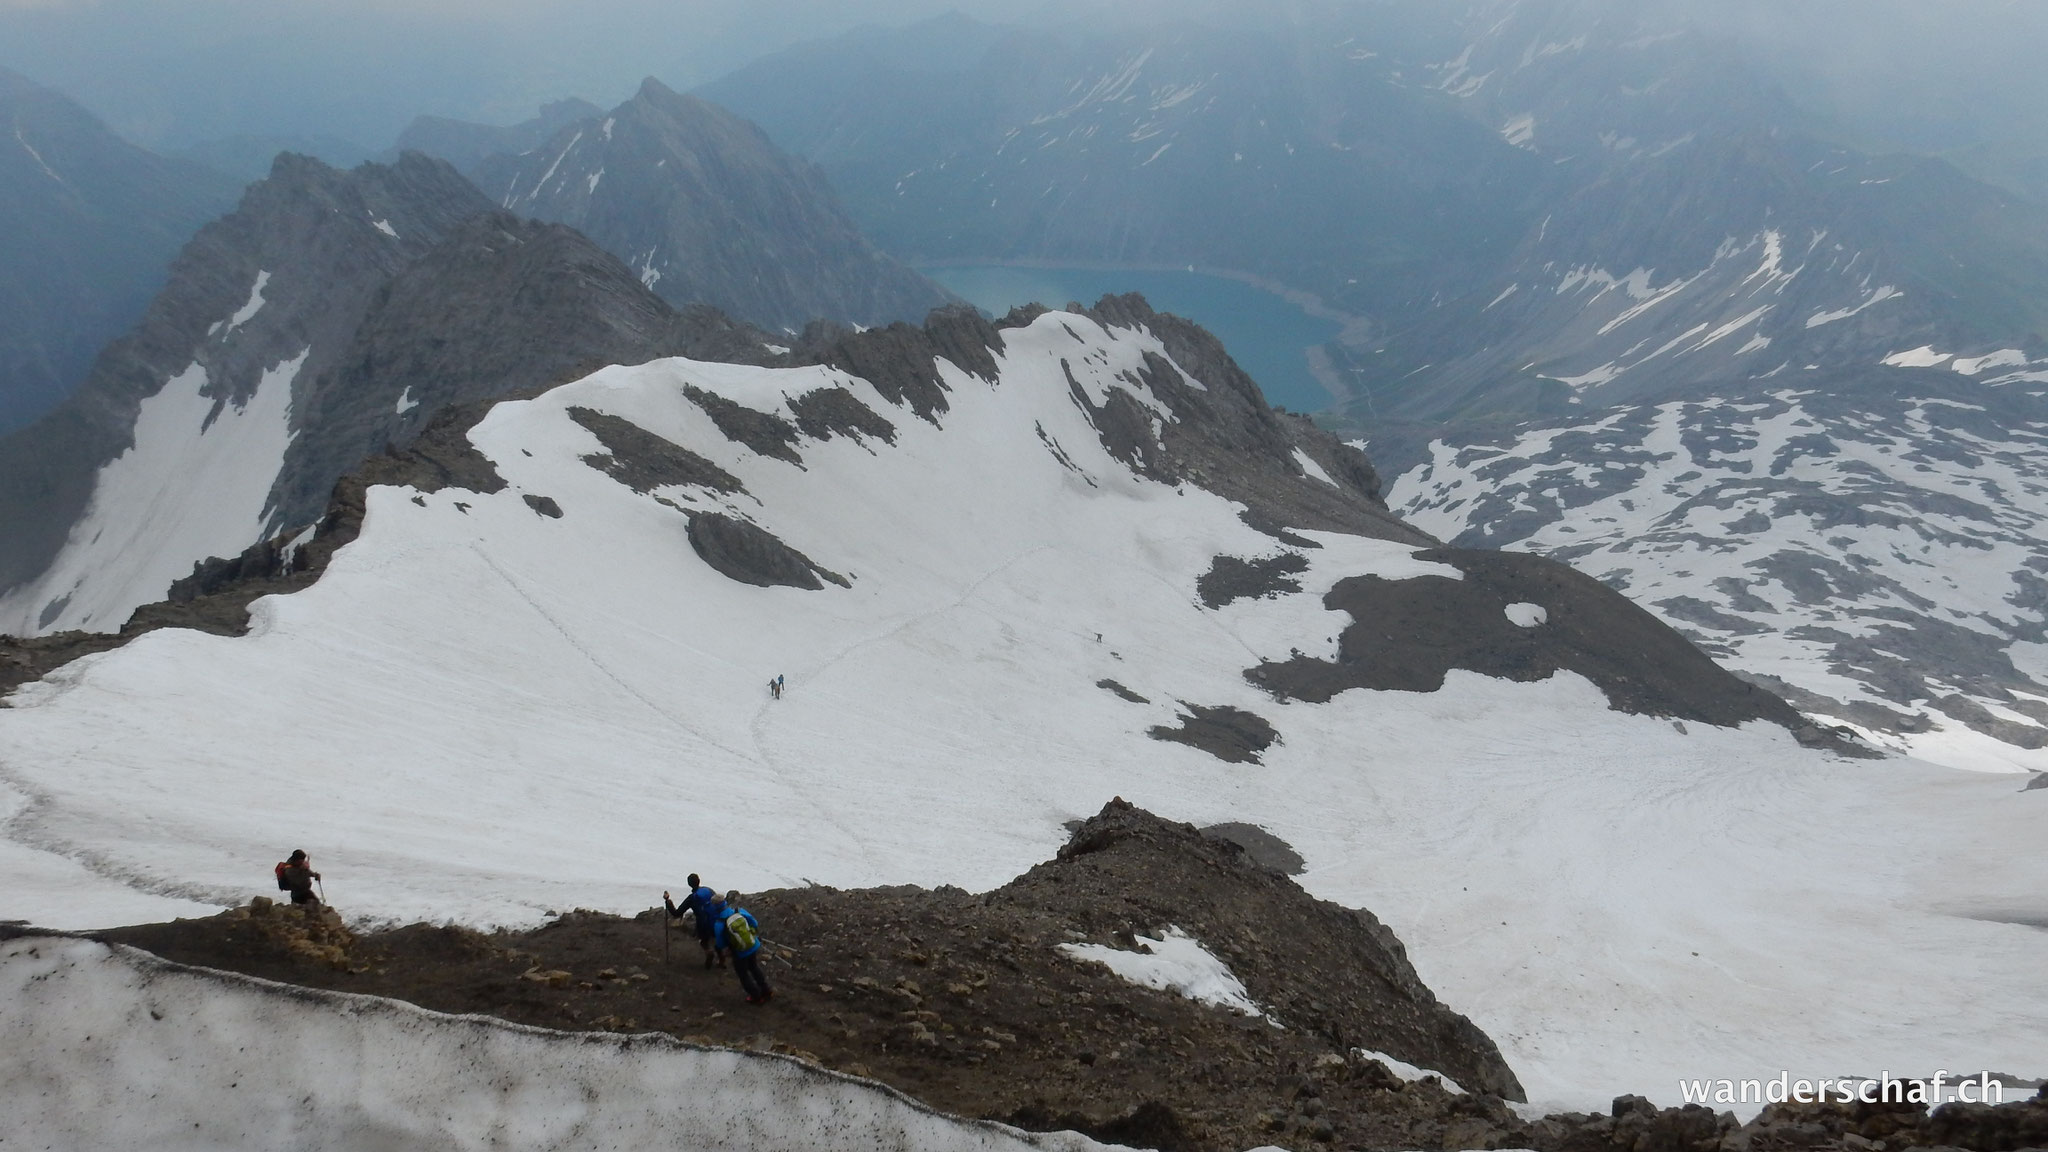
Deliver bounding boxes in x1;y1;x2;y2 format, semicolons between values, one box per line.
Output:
1504;602;1547;628
395;387;419;416
370;218;399;239
1059;927;1268;1018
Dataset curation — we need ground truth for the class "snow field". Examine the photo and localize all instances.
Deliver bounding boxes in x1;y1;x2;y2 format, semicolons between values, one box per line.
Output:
0;310;2041;1115
0;347;308;636
0;936;1102;1152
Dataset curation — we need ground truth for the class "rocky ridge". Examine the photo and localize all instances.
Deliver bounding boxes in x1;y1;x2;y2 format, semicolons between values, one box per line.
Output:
15;801;2043;1152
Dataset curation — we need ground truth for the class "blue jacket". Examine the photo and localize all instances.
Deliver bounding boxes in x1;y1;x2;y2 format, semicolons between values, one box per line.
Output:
715;908;761;958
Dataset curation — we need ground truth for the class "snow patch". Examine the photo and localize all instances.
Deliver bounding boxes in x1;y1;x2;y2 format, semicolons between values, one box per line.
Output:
224;270;271;333
1953;350;2029;376
0;937;1100;1152
1883;346;1951;368
1503;602;1547;627
0;349;307;636
1501;113;1536;149
1352;1048;1466;1094
370;218;399;239
1292;448;1337;486
395;387;419;416
1059;927;1268;1018
1806;285;1900;328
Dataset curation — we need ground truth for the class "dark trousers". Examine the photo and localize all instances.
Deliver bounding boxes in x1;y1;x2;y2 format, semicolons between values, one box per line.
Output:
289;888;319;906
733;951;770;1000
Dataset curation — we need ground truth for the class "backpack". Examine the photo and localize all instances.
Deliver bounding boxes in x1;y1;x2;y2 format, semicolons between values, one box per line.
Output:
724;910;759;953
274;862;291;891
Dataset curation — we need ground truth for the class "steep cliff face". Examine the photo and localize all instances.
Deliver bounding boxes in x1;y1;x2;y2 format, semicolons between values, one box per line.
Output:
466;79;955;334
0;67;240;434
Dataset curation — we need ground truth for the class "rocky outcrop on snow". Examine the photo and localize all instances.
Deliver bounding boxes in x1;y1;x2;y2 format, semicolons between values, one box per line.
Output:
467;79;954;334
1246;547;1825;736
0;68;240;435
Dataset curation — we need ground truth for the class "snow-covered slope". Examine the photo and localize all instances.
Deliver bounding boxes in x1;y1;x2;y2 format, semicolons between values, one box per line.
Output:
1;306;2041;1113
0;935;1099;1152
1390;365;2048;772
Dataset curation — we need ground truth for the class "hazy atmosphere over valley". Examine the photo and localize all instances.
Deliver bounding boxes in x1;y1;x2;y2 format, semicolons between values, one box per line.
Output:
1;3;2045;1151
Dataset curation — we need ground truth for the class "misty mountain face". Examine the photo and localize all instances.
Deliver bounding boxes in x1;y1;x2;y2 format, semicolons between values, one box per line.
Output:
0;67;240;434
463;79;955;334
0;150;766;638
390;98;602;176
697;14;1542;321
703;4;2048;768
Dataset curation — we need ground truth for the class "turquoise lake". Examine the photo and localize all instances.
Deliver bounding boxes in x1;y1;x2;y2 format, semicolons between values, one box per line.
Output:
923;265;1342;414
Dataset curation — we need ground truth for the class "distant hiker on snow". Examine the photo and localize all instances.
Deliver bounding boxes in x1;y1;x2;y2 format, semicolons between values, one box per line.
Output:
273;850;322;906
768;673;785;699
664;876;724;968
716;890;772;1004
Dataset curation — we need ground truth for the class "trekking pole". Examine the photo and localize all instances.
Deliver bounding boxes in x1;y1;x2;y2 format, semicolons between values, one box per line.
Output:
317;877;326;904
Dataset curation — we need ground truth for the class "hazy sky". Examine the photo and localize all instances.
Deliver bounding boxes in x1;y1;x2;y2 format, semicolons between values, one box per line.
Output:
4;0;2046;165
0;0;1228;148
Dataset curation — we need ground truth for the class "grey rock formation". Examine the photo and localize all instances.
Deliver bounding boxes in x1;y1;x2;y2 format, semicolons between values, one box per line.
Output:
467;79;955;334
0;67;240;434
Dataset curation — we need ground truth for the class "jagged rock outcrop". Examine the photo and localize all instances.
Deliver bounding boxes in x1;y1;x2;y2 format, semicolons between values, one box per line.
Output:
468;78;955;334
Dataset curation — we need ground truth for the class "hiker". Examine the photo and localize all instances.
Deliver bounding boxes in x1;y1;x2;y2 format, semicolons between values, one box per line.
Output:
775;673;785;696
274;849;321;906
664;876;725;968
715;890;772;1004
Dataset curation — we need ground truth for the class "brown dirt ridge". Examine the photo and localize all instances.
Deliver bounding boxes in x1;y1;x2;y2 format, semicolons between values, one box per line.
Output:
19;801;2042;1152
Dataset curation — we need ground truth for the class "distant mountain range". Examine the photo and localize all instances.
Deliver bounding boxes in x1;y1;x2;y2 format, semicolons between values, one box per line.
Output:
0;67;239;434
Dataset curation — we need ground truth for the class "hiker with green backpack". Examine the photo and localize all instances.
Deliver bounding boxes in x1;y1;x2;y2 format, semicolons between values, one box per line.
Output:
714;891;772;1004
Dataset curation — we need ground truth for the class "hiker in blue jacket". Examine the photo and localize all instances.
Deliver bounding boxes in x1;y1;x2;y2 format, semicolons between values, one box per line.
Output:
663;875;724;969
715;890;772;1004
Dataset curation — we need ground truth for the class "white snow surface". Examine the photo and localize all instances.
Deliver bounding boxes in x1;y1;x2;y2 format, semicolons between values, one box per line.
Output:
0;311;2043;1113
1391;390;2048;774
0;936;1101;1152
224;270;271;332
0;350;308;636
1059;926;1268;1018
1502;602;1547;627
